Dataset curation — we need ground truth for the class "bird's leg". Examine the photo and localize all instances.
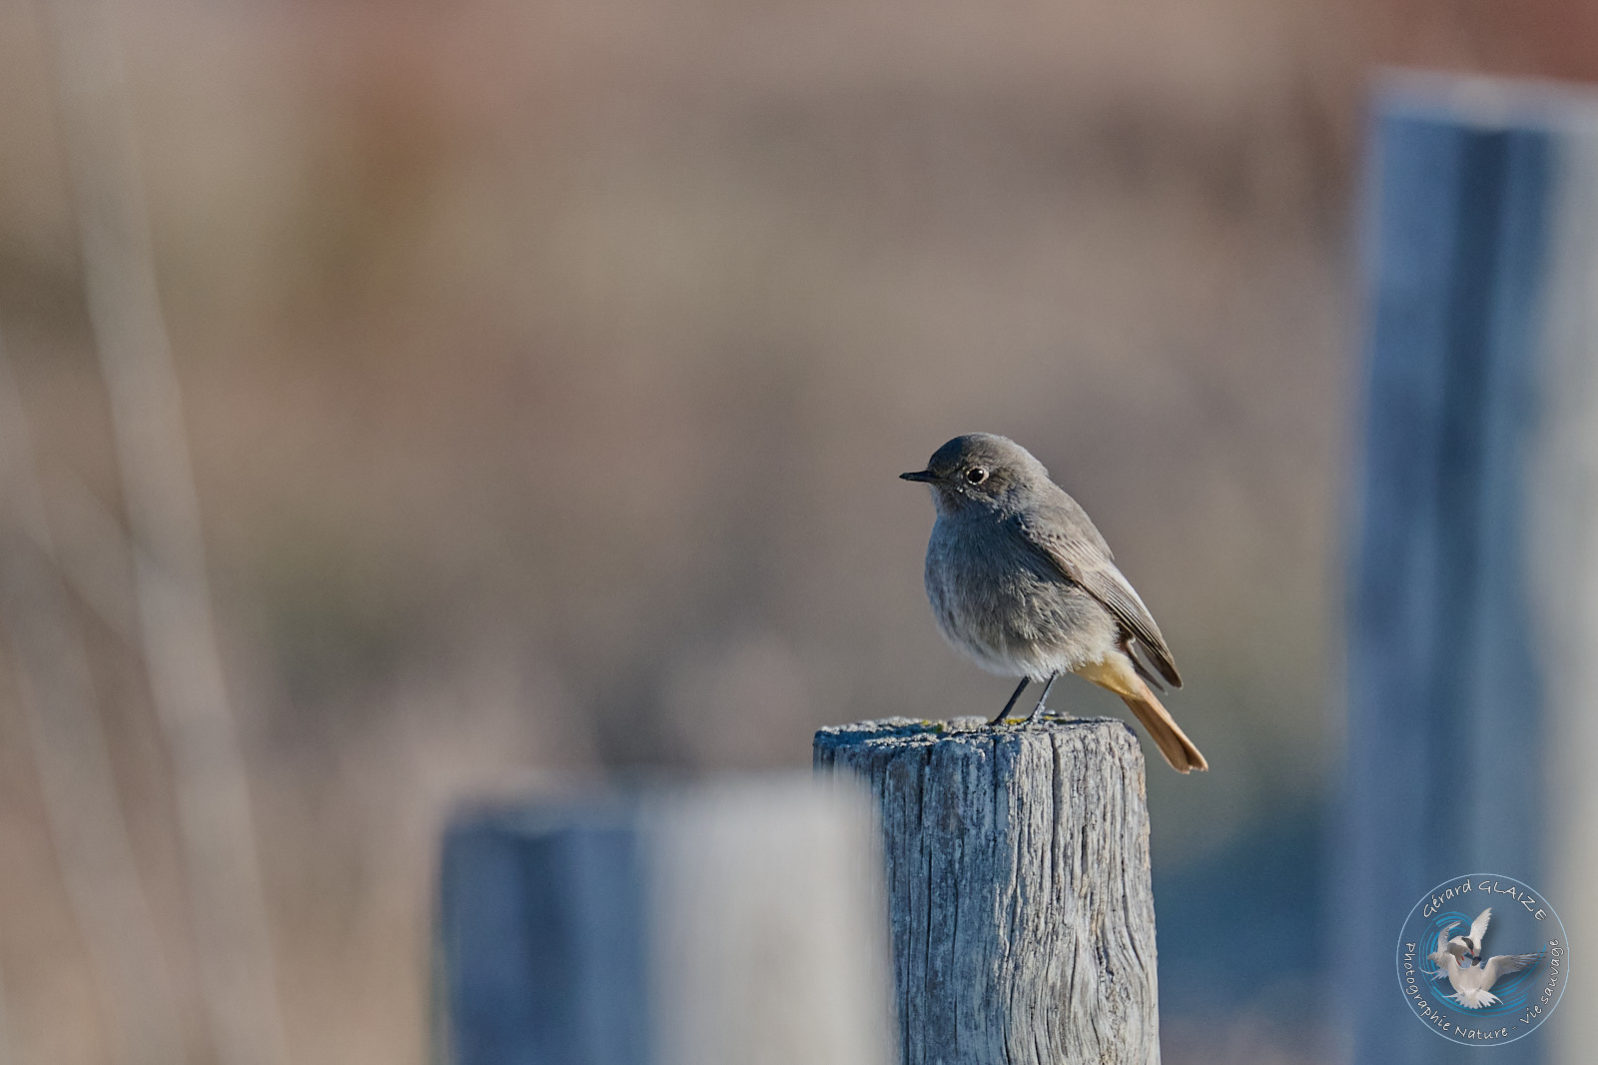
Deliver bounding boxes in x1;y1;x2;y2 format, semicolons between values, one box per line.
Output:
989;677;1031;725
1024;673;1059;722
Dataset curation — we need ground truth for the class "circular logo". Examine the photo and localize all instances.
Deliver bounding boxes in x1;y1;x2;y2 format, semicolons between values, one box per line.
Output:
1395;874;1567;1046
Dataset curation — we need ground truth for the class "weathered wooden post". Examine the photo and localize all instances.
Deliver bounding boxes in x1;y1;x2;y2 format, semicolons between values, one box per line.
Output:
436;777;894;1065
815;717;1160;1065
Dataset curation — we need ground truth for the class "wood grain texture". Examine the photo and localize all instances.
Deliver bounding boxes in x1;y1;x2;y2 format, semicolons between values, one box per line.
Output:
814;717;1160;1065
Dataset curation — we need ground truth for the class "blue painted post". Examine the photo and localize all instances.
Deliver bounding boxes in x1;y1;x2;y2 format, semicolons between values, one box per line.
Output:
438;807;650;1065
435;779;893;1065
1344;76;1598;1065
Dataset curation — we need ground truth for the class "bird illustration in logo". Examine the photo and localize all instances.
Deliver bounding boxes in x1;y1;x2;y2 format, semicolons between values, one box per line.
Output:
1446;908;1494;966
1429;909;1541;1009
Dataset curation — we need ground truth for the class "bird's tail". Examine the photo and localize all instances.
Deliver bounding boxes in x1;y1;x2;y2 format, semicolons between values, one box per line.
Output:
1451;989;1501;1009
1078;656;1208;773
1120;686;1209;774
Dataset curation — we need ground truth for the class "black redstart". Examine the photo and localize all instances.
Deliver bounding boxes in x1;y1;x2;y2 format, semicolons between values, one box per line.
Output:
901;433;1207;773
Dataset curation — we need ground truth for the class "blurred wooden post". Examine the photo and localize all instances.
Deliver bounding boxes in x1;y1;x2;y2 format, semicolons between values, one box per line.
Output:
435;777;893;1065
814;718;1160;1065
1344;75;1598;1065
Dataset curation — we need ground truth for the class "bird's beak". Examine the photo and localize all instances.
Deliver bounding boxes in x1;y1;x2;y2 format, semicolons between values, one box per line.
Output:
900;469;937;483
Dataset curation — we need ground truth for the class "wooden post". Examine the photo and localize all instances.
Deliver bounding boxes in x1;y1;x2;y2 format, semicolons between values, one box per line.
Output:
1344;75;1598;1065
814;717;1160;1065
435;778;894;1065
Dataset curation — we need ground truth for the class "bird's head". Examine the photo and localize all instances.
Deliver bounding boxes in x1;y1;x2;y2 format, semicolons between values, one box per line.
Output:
900;433;1050;517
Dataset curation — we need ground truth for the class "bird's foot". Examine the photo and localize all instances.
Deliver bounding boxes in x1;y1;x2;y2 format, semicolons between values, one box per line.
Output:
1019;674;1061;723
989;677;1032;726
1026;705;1075;723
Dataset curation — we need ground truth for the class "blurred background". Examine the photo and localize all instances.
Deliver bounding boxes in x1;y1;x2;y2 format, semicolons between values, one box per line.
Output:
1;1;1595;1064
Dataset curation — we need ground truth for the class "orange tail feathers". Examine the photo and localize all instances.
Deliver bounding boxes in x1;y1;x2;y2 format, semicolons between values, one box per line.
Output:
1119;685;1208;773
1077;656;1208;773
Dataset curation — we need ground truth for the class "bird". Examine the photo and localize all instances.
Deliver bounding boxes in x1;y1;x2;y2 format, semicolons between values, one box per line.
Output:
901;433;1207;773
1448;908;1493;965
1429;919;1540;1009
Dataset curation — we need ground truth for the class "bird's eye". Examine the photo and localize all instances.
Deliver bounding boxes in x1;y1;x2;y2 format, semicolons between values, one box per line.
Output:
965;467;989;484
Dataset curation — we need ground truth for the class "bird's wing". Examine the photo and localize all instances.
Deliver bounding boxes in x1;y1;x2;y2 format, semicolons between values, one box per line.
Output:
1014;503;1182;688
1469;908;1493;948
1436;922;1461;957
1430;952;1466;990
1481;953;1540;987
